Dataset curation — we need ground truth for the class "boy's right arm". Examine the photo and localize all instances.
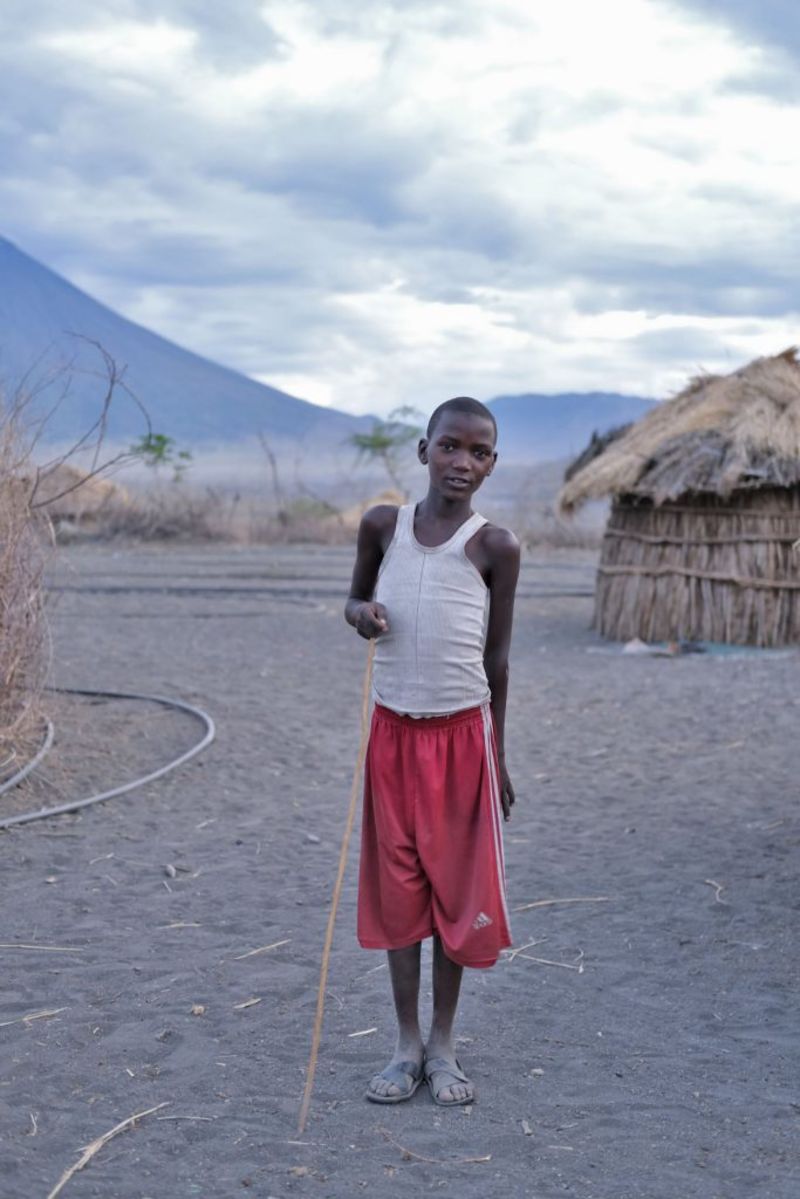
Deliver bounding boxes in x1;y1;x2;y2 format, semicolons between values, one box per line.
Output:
344;505;397;639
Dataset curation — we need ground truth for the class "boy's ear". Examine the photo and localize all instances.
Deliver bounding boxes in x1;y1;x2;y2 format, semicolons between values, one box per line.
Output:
417;437;429;464
486;450;498;475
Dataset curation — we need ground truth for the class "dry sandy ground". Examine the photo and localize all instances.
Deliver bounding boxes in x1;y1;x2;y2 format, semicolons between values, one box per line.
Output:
1;543;798;1199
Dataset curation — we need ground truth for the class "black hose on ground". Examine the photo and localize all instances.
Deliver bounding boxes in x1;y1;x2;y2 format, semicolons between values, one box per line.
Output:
0;720;55;798
0;688;215;831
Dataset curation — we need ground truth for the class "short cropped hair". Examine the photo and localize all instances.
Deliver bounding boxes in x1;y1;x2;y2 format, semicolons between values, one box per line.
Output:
426;396;497;443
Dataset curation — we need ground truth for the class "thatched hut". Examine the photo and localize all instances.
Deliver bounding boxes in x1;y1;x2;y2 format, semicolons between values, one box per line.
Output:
559;348;800;646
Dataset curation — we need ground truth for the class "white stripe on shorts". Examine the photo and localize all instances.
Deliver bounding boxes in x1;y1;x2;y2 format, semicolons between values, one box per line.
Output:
481;703;511;930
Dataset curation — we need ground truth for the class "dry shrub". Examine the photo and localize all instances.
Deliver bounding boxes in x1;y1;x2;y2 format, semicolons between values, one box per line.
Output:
82;485;223;542
0;407;50;780
80;486;357;545
508;464;603;550
1;346;148;781
516;510;603;551
78;480;603;549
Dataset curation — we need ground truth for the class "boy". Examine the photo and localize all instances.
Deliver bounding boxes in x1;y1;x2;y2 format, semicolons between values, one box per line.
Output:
345;396;520;1107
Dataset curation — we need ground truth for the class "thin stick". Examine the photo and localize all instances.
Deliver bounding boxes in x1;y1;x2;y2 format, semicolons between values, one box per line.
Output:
356;961;387;978
297;640;374;1135
513;952;584;972
47;1102;168;1199
503;938;547;962
512;896;612;913
703;879;727;904
379;1127;491;1165
155;1115;214;1123
232;938;291;959
0;1007;66;1028
0;943;84;952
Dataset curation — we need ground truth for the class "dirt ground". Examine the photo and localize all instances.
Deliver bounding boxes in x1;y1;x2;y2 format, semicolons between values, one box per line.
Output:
1;542;798;1199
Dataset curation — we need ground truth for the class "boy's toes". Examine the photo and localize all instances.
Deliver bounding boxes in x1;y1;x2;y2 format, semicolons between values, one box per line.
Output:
365;1058;424;1104
367;1077;385;1098
424;1056;474;1106
367;1074;400;1099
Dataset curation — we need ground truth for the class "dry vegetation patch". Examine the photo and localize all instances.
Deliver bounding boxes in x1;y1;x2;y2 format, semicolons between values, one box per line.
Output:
0;415;50;781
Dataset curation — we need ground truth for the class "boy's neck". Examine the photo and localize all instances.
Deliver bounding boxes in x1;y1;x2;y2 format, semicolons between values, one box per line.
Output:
417;487;474;523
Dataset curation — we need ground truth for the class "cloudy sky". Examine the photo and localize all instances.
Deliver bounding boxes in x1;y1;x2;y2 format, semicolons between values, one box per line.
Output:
2;0;799;414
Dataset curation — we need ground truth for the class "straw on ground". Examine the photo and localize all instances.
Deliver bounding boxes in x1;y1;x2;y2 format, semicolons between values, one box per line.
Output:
512;896;612;913
379;1127;491;1165
47;1102;169;1199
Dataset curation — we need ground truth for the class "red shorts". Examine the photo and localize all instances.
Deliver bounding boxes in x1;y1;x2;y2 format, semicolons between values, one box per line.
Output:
357;702;512;969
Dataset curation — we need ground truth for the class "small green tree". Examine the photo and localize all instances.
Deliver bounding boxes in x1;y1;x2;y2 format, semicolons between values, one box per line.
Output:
131;432;193;482
348;406;423;496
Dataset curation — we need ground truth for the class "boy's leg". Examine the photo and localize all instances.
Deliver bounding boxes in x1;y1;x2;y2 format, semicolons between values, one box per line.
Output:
424;935;475;1103
366;942;425;1099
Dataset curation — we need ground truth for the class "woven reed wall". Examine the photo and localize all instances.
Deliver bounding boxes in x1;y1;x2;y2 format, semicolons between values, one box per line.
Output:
594;488;800;645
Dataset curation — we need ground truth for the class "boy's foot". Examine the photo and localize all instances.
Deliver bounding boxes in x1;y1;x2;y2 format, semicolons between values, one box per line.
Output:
365;1054;425;1104
424;1055;474;1106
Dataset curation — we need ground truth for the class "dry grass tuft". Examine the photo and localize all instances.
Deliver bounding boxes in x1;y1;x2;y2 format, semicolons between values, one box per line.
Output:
72;487;357;545
52;478;604;549
1;348;146;782
0;406;50;782
516;512;602;551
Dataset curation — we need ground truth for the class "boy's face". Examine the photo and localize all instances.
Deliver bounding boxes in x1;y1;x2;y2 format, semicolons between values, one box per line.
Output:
418;410;497;499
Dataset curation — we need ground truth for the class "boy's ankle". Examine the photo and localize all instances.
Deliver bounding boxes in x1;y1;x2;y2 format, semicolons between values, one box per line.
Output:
425;1033;456;1058
393;1037;424;1063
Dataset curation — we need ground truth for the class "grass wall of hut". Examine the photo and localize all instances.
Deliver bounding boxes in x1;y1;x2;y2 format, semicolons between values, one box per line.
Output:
594;489;800;646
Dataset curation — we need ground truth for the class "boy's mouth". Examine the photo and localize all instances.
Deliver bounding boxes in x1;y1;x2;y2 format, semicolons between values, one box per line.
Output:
443;476;471;489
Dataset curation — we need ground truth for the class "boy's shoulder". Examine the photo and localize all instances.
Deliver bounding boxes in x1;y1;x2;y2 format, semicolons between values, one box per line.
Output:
358;503;400;540
476;519;520;562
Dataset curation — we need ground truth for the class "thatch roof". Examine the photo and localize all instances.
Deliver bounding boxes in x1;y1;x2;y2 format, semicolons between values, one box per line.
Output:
559;348;800;512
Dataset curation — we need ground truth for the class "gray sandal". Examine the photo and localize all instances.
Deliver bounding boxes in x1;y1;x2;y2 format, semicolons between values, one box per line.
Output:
365;1059;424;1105
424;1056;474;1106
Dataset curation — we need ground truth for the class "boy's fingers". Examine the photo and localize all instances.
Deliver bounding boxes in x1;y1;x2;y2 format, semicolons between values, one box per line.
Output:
355;603;388;637
501;777;516;820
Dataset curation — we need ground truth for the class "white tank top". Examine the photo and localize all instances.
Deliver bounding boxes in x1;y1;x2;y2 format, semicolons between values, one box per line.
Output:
373;504;491;716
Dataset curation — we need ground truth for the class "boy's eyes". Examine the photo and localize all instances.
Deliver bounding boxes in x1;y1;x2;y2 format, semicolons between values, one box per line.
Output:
439;442;490;458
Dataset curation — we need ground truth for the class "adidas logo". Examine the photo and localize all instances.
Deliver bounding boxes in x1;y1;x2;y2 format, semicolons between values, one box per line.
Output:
472;911;493;929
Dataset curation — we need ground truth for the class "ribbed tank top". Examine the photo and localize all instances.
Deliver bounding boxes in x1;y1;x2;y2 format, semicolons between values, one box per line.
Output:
372;503;491;716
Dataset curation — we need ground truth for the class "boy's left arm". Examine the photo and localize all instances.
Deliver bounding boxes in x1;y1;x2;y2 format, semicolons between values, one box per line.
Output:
481;526;521;821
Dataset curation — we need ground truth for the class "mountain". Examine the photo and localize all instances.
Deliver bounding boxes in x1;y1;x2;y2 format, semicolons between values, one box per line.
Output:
0;236;656;466
486;392;656;463
0;237;369;446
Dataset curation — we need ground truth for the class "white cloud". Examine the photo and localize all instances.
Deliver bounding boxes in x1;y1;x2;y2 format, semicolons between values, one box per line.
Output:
2;0;799;414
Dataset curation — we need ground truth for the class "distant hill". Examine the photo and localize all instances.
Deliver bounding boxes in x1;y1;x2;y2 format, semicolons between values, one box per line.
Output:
0;237;370;446
486;392;656;463
0;236;656;469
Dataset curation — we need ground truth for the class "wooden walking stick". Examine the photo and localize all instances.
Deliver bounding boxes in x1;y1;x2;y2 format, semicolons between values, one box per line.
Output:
297;640;375;1134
